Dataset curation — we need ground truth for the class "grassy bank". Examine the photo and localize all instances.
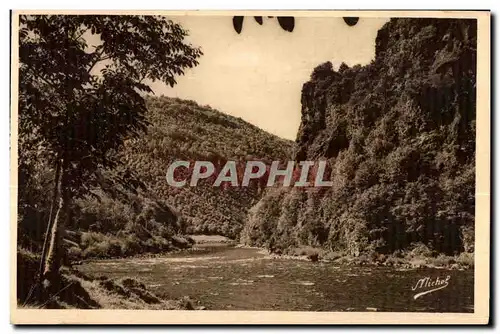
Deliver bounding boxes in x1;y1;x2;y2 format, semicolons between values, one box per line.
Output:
264;244;474;270
67;233;241;264
17;248;203;310
188;234;235;244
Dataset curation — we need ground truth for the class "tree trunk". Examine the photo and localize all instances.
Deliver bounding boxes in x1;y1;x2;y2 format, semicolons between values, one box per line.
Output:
41;85;74;292
42;161;69;289
38;162;61;285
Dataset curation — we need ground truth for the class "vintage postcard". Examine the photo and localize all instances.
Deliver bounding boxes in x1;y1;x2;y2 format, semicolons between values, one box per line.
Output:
10;10;490;324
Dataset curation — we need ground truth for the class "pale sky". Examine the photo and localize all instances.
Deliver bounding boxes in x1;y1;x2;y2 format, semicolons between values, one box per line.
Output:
149;16;389;140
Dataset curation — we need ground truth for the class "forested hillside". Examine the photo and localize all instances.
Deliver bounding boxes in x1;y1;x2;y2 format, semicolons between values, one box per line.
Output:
18;95;294;262
242;18;476;260
18;155;190;261
121;96;294;238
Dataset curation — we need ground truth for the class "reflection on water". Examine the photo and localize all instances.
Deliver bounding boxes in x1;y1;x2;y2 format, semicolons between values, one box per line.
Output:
78;245;474;312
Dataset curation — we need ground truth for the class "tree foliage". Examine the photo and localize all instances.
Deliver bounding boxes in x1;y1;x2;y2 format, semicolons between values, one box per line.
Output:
19;15;202;199
232;16;360;34
18;14;202;287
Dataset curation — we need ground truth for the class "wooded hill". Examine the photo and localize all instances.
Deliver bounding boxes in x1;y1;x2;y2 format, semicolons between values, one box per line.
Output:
121;96;294;238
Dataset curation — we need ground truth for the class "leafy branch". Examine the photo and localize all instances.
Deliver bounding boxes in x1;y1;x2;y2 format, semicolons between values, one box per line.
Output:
232;16;360;34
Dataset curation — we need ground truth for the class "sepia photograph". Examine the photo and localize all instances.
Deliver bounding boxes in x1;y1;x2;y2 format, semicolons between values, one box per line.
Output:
10;10;490;324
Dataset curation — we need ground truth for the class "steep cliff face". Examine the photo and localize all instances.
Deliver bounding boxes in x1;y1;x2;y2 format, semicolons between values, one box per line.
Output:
242;18;476;256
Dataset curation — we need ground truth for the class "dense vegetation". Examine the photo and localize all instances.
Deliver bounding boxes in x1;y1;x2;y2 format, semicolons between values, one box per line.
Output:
242;18;476;261
17;14;205;306
18;154;192;263
18;94;294;266
121;96;294;238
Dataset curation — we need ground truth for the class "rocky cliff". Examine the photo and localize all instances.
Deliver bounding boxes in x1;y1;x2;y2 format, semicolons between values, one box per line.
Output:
241;18;476;257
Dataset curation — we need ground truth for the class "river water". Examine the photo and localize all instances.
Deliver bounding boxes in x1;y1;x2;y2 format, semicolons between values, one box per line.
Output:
77;244;474;312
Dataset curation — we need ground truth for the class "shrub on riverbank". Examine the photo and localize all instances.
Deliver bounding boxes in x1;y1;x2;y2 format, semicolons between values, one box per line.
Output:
75;231;193;261
328;250;474;269
455;252;474;267
260;243;473;269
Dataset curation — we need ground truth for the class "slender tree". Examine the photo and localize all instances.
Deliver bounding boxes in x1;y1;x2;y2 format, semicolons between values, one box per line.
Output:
18;15;202;290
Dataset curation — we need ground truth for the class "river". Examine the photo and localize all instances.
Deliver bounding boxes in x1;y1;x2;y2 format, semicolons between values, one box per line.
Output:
77;243;474;312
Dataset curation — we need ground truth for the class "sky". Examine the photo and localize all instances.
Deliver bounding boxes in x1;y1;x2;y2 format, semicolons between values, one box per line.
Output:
148;16;389;140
